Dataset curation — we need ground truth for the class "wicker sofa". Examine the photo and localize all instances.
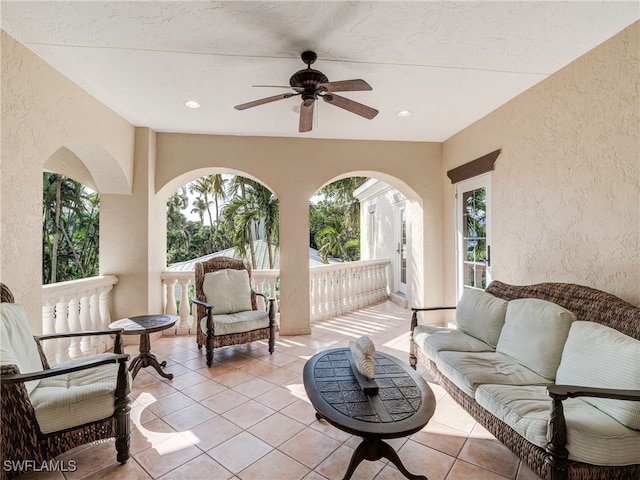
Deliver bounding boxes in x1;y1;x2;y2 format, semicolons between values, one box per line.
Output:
410;281;640;480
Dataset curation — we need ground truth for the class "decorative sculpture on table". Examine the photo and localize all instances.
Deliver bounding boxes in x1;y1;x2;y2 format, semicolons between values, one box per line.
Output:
349;335;376;379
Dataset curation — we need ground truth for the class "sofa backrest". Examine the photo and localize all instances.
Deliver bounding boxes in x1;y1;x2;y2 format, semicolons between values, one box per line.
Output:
485;281;640;341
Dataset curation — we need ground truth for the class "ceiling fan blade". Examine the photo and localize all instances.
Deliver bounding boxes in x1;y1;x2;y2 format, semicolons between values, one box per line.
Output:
253;85;304;92
299;102;314;133
234;93;296;111
322;94;378;119
318;79;372;92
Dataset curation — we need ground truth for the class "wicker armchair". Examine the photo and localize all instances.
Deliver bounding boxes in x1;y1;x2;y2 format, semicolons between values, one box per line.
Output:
193;256;276;366
0;283;130;479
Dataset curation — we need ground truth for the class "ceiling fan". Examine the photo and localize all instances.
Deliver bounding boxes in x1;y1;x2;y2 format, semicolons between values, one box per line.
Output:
234;51;379;133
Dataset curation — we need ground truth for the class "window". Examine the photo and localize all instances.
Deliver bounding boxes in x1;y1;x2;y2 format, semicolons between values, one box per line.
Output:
456;174;491;294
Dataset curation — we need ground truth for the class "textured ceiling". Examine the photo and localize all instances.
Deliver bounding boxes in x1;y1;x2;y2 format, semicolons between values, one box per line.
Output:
2;1;638;142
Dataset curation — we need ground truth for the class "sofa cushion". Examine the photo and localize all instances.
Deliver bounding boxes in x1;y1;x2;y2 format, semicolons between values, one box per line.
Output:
476;384;640;466
413;325;494;362
496;298;576;380
556;321;640;430
455;288;508;348
0;303;43;394
29;363;118;434
202;268;253;314
435;351;551;397
200;309;269;336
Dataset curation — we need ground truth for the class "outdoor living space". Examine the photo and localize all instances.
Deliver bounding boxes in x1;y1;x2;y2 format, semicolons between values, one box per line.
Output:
16;300;540;480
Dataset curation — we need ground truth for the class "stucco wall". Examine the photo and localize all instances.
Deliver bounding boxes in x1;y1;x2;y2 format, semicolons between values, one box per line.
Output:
441;22;640;306
0;31;135;328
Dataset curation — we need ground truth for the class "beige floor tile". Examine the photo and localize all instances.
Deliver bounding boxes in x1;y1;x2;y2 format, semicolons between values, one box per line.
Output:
233;376;276;398
278;428;342;469
254;384;299;410
458;437;520;479
133;435;202;478
156;453;232;480
200;389;249;414
180;378;228;401
80;460;152;480
247;412;306;447
410;420;469;457
161;402;217;431
445;459;511;480
207;432;272;474
214;369;256;388
185;416;243;451
238;450;310;479
223;399;276;429
145;391;196;418
280;398;318;425
395;439;456;480
56;440;121;480
516;461;544;480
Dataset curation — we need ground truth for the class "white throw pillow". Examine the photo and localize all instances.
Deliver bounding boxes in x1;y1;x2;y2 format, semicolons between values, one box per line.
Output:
556;321;640;430
496;298;576;380
455;288;508;348
202;269;253;315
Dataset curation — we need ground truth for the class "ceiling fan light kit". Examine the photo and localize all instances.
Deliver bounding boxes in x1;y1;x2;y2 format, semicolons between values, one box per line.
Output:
234;51;378;133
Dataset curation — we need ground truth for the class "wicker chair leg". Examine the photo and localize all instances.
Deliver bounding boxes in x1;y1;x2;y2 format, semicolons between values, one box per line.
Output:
268;300;276;354
206;334;214;367
114;361;131;464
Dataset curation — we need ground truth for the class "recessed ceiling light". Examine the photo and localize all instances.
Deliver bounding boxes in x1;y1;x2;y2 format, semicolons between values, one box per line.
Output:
396;110;412;117
184;100;200;109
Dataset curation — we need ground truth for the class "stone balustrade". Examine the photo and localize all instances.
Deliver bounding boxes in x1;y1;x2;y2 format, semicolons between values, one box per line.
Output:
41;275;118;365
309;259;390;322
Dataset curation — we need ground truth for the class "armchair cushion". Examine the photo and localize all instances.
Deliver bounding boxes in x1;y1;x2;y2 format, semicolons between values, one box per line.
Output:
496;298;575;380
202;269;253;314
200;310;269;336
455;288;507;348
29;362;119;434
556;321;640;430
0;303;43;394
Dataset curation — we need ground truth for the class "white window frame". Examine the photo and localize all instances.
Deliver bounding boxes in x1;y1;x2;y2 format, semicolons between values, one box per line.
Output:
455;173;491;299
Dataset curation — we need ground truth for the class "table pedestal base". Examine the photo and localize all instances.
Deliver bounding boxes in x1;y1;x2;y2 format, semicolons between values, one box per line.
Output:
129;333;174;380
343;438;427;480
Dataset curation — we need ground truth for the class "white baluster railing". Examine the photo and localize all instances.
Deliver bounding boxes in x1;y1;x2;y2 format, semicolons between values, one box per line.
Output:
41;275;118;365
309;260;390;322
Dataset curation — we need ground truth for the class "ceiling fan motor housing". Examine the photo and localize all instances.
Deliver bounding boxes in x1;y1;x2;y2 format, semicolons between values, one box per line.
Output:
289;69;329;91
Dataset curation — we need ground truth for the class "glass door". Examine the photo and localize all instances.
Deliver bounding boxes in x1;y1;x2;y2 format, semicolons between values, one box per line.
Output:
456;175;491;295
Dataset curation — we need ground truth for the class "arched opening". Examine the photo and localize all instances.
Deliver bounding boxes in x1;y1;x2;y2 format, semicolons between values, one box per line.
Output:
308;172;423;322
160;170;281;336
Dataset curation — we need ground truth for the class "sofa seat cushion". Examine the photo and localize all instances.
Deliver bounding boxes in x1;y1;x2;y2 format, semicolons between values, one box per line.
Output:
455;288;508;348
200;310;269;336
414;325;494;362
496;298;576;381
29;363;118;434
435;351;551;397
556;321;640;430
475;384;640;466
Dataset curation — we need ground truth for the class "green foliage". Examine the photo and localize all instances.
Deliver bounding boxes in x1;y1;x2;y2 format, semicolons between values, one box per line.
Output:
309;177;364;263
42;173;99;284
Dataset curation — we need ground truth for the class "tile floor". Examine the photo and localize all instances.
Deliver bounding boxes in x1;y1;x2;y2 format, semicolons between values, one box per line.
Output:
18;301;543;480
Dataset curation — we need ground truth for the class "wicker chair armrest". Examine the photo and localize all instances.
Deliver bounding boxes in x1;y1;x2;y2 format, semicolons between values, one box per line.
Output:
410;306;456;312
255;292;275;302
548;384;640;401
192;297;213;310
35;328;124;341
0;353;129;385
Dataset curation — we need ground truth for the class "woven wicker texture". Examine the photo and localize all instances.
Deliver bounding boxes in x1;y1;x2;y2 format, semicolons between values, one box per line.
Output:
0;284;130;479
194;256;275;365
415;281;640;480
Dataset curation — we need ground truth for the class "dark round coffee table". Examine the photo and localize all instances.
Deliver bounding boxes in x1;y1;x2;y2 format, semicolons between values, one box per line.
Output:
303;348;436;480
109;314;178;380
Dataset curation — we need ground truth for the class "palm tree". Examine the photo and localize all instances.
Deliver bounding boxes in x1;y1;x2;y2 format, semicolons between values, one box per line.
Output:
189;176;214;226
245;180;279;268
225;176;257;267
210;174;227;223
190;197;208;227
